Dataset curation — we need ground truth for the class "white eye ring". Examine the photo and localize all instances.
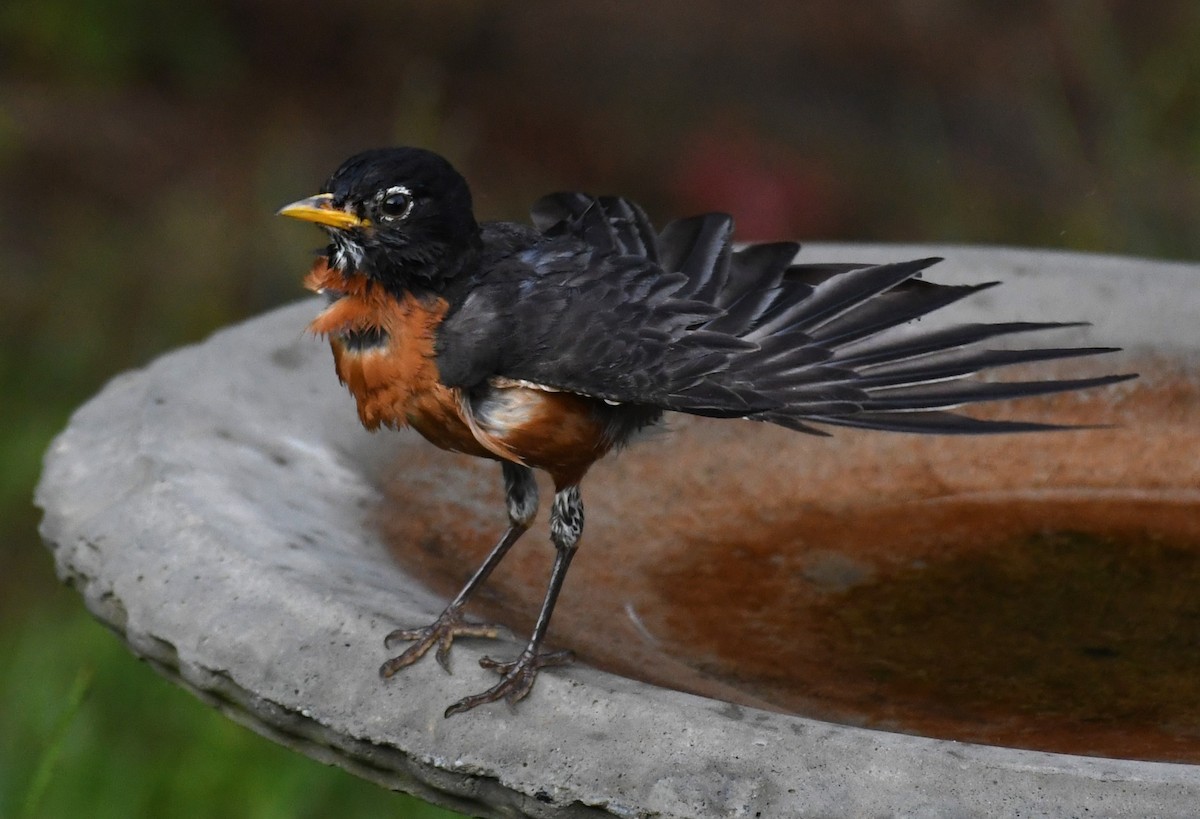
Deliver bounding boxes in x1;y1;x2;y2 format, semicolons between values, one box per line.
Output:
376;185;414;221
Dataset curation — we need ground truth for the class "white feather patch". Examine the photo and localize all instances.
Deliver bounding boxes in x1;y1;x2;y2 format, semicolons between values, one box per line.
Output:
489;376;622;404
489;376;561;392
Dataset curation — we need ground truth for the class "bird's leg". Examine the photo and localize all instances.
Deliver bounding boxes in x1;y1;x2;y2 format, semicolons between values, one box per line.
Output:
381;462;538;677
444;484;582;717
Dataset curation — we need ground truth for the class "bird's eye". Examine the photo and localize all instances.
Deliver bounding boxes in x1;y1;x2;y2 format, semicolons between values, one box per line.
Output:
377;187;414;221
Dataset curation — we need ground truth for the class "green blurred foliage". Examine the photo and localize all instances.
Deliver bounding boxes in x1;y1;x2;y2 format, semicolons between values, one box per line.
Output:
1;598;456;818
1;0;241;90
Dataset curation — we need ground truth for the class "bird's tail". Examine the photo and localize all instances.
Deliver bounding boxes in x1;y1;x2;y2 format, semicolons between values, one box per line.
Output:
709;247;1134;435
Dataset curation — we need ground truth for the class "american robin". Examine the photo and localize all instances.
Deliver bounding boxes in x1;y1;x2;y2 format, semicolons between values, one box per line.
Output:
278;146;1132;717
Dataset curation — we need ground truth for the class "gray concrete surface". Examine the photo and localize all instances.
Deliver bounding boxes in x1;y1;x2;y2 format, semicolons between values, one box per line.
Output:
36;244;1200;817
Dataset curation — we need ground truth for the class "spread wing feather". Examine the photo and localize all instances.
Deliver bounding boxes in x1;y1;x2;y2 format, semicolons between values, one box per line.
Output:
436;194;1132;434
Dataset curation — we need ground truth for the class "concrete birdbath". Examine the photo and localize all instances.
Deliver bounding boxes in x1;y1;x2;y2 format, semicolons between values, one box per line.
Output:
37;244;1200;817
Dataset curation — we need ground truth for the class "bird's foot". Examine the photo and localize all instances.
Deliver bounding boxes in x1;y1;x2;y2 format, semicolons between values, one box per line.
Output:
443;648;575;717
380;607;508;677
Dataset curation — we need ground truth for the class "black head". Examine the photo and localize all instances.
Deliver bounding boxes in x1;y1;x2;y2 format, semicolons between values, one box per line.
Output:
279;147;480;293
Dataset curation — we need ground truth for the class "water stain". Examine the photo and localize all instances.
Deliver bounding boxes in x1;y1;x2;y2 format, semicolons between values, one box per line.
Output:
822;530;1200;758
651;512;1200;761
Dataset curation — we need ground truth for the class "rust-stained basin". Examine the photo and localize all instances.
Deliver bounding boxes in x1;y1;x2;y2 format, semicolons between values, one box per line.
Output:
36;244;1200;817
382;361;1195;762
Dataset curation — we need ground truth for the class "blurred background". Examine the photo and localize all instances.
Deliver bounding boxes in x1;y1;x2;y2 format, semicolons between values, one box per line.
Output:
3;1;1199;816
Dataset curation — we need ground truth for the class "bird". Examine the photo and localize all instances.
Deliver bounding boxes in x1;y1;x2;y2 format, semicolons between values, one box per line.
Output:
278;146;1133;717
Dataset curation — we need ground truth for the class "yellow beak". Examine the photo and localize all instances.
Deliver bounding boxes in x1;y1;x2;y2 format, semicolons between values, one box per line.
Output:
277;193;369;230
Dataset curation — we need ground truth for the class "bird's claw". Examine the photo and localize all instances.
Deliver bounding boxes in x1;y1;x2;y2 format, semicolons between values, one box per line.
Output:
443;648;575;717
380;608;507;677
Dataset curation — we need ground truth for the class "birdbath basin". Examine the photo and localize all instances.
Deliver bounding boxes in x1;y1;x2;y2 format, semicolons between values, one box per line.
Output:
37;244;1200;817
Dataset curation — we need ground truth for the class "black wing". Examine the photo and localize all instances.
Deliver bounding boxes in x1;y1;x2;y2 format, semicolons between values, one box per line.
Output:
435;194;1133;434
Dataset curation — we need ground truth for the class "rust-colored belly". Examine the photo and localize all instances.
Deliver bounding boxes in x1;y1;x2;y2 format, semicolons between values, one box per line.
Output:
468;384;615;487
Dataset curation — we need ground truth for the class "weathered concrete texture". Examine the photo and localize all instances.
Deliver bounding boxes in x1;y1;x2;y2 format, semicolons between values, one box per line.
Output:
36;244;1200;818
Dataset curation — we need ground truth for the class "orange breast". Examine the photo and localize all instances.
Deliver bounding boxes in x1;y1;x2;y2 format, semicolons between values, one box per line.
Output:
305;259;491;459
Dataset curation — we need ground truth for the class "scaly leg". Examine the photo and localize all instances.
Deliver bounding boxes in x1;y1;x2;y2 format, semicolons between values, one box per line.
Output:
381;462;538;677
444;484;583;717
